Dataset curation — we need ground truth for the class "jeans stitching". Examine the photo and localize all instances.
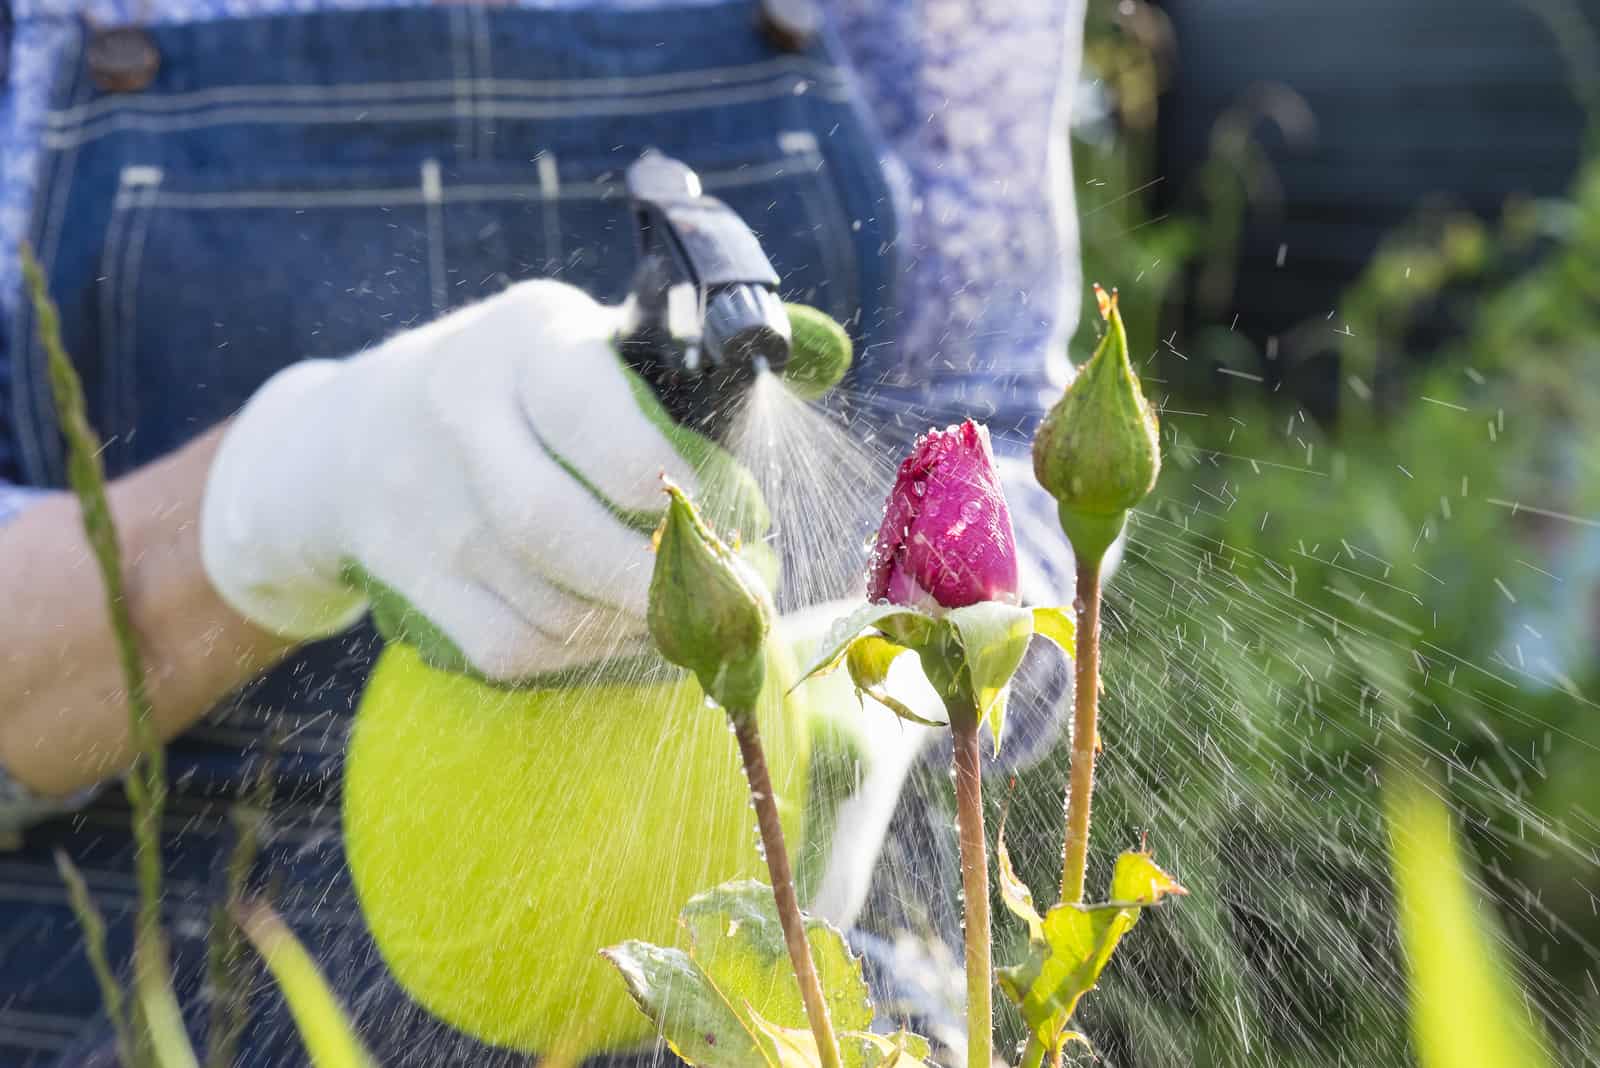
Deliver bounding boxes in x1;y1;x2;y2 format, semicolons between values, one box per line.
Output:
131;155;815;212
536;150;561;273
792;145;861;329
42;76;852;148
470;5;493;162
449;5;474;160
114;178;161;457
19;23;90;485
42;56;841;128
95;180;135;455
422;158;447;315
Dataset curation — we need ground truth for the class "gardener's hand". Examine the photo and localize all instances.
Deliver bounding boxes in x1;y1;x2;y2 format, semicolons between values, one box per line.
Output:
202;279;764;683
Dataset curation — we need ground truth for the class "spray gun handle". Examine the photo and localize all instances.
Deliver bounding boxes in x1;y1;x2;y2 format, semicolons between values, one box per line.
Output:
621;153;791;433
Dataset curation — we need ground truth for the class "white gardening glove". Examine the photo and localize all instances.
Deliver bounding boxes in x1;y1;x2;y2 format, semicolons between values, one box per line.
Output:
202;279;764;683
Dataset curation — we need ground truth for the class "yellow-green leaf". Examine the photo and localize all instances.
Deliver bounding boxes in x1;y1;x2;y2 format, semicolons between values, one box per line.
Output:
996;825;1043;943
793;604;936;688
1386;776;1555;1068
603;881;931;1068
944;602;1034;725
999;850;1185;1050
602;941;771;1068
134;933;200;1068
1108;849;1189;906
746;1011;937;1068
234;903;377;1068
845;636;946;727
1029;606;1076;654
681;881;874;1036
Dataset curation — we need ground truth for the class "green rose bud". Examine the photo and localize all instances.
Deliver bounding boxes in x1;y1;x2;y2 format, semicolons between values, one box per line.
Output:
780;303;853;401
648;480;773;711
1032;285;1161;563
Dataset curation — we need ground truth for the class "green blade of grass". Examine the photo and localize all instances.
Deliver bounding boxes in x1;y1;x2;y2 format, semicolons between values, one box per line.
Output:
55;852;135;1067
22;245;168;955
134;934;201;1068
1385;772;1555;1068
233;902;378;1068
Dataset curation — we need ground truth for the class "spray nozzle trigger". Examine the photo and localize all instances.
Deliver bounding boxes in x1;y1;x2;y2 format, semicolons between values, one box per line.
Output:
619;152;790;436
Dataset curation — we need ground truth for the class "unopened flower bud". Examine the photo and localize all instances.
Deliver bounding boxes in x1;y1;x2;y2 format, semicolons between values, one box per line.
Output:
868;419;1019;611
1032;286;1160;562
648;481;773;710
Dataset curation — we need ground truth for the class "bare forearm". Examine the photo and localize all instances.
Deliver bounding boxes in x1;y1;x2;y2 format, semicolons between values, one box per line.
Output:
0;427;296;798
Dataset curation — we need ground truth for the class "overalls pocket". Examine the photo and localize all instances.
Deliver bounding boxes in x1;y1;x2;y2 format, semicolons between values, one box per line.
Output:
90;161;439;472
434;134;862;323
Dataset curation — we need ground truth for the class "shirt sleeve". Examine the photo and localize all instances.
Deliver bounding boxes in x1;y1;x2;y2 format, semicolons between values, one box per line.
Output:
823;0;1085;408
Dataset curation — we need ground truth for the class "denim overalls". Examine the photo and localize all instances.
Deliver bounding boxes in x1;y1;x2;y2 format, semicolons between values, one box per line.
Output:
5;6;899;1064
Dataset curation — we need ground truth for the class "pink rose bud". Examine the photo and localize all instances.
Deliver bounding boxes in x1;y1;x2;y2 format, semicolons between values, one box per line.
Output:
868;420;1020;610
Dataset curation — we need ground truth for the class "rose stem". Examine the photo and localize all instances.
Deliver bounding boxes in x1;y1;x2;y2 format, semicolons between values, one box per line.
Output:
729;709;843;1068
1061;553;1104;905
950;703;993;1068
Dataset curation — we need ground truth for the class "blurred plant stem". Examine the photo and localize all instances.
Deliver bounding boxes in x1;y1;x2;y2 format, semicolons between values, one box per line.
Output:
207;747;277;1068
729;708;842;1068
24;243;192;1067
948;702;993;1068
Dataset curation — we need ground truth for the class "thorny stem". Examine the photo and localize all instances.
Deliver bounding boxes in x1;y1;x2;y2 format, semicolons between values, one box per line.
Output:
1061;554;1104;905
730;710;843;1068
950;705;993;1068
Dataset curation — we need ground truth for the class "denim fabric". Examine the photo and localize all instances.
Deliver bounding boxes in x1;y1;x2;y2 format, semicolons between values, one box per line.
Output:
1;0;1083;487
0;7;907;1065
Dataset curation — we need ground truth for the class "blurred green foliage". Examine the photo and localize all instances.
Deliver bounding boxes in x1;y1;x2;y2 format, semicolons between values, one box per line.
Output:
995;3;1600;1065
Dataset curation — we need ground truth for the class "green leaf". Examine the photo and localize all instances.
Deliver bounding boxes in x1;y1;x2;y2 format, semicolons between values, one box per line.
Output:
55;853;135;1068
234;903;378;1068
845;636;946;727
1108;850;1189;906
998;851;1186;1052
602;941;770;1068
745;1011;937;1068
996;826;1043;942
792;603;936;687
680;881;874;1036
1029;606;1076;654
133;933;200;1068
604;880;923;1068
1386;776;1556;1068
944;602;1035;724
850;1030;934;1067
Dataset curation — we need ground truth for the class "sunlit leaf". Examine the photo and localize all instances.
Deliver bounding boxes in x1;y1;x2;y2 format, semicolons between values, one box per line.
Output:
845;636;946;727
851;1029;933;1066
1108;850;1189;906
793;604;936;688
1029;606;1076;654
944;602;1034;724
999;850;1185;1052
602;941;769;1068
604;881;926;1068
746;1011;937;1068
681;881;874;1036
1386;776;1555;1068
996;825;1043;942
234;903;378;1068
